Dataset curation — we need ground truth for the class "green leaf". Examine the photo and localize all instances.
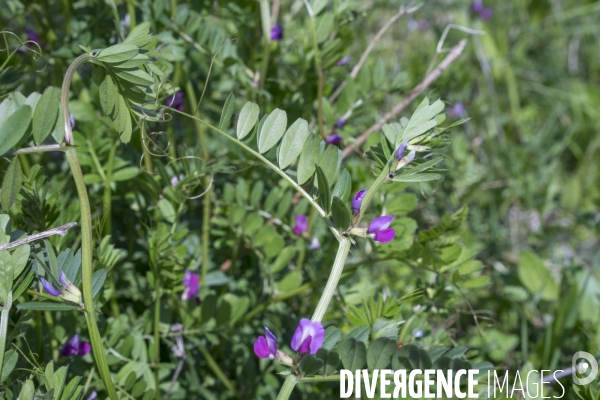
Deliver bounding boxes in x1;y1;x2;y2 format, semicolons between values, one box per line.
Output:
322;326;342;350
276;271;302;292
392;173;442;183
120;112;133;143
158;198;176;223
399;156;445;176
315;165;331;215
0;350;18;383
236;102;260;140
517;251;559;300
112;53;150;69
346;326;371;342
112;167;139;182
316;348;340;376
386;193;417;216
13;271;34;299
18;379;35;400
60;376;82;400
339;338;367;371
123;22;153;47
1;157;23;211
270;247;296;273
332;169;351;202
96;44;139;63
115;68;153;86
53;366;68;397
366;338;396;370
462;275;490;288
91;269;107;297
398;97;444;146
317;145;341;186
16;302;80;311
32;87;60;145
278;118;309;170
407;345;433;369
258;108;287;154
96;69;119;117
11;242;30;278
444;346;468;359
298;355;324;377
218;93;235;131
0;105;32;156
332;197;352;232
297;135;321;185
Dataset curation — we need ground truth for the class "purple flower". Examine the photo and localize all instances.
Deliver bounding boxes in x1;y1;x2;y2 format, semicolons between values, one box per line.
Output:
40;278;61;296
308;237;321;250
336;55;350;66
60;335;91;357
447;102;466;119
480;8;493;20
368;215;396;243
395;140;408;159
293;215;308;236
167;92;184;111
182;270;200;301
334;117;346;129
352;190;366;214
270;24;283;41
471;1;484;12
86;390;98;400
24;28;42;45
291;319;325;355
325;134;342;145
171;174;184;187
412;329;424;339
254;327;278;359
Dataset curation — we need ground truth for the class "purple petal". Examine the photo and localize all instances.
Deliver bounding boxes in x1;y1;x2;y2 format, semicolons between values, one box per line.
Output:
182;270;200;300
298;336;312;354
308;322;325;354
336;55;350;66
167;92;184;111
395;141;408;159
334;117;346;129
60;335;80;357
254;336;272;358
270;24;283;41
351;190;366;214
78;341;91;356
291;318;312;351
374;228;396;243
69;114;76;130
471;1;484;12
293;215;308;236
264;327;277;356
368;215;394;234
325;134;343;145
59;270;66;286
480;8;493;20
41;278;61;296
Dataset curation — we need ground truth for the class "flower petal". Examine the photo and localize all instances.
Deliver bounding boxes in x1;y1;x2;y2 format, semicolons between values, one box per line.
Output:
78;341;91;356
308;322;325;354
395;141;408;159
264;327;278;356
374;228;396;243
368;215;394;233
254;336;271;358
351;190;366;214
41;278;61;296
298;336;312;354
291;318;312;351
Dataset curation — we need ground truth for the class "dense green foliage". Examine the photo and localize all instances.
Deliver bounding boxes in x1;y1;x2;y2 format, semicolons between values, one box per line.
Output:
0;0;599;399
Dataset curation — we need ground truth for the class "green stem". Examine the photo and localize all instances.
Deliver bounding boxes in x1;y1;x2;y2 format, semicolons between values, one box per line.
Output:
310;239;351;322
153;289;161;399
276;376;297;400
61;53;118;400
183;81;211;285
259;0;272;89
43;310;59;361
126;0;136;29
305;5;325;138
0;293;12;379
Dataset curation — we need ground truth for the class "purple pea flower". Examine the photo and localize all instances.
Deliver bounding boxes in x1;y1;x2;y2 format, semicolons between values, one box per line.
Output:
181;270;200;301
40;278;61;296
293;215;308;236
368;215;396;243
325;134;343;145
480;8;493;20
352;190;366;214
60;334;91;357
270;24;283;41
86;390;98;400
334;117;346;129
446;102;466;119
167;92;184;111
395;140;409;159
254;327;278;359
291;319;325;355
471;1;484;12
337;55;350;66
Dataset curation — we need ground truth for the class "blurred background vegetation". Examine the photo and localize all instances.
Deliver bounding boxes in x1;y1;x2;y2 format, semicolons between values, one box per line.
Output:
1;0;599;398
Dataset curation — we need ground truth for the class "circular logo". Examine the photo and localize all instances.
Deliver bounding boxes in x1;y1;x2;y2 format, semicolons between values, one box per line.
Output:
572;352;599;385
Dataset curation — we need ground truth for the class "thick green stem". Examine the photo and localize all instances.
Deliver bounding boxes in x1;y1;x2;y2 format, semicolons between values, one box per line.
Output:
153;289;161;399
62;53;118;400
276;376;297;400
310;239;351;322
0;293;12;379
259;0;272;89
